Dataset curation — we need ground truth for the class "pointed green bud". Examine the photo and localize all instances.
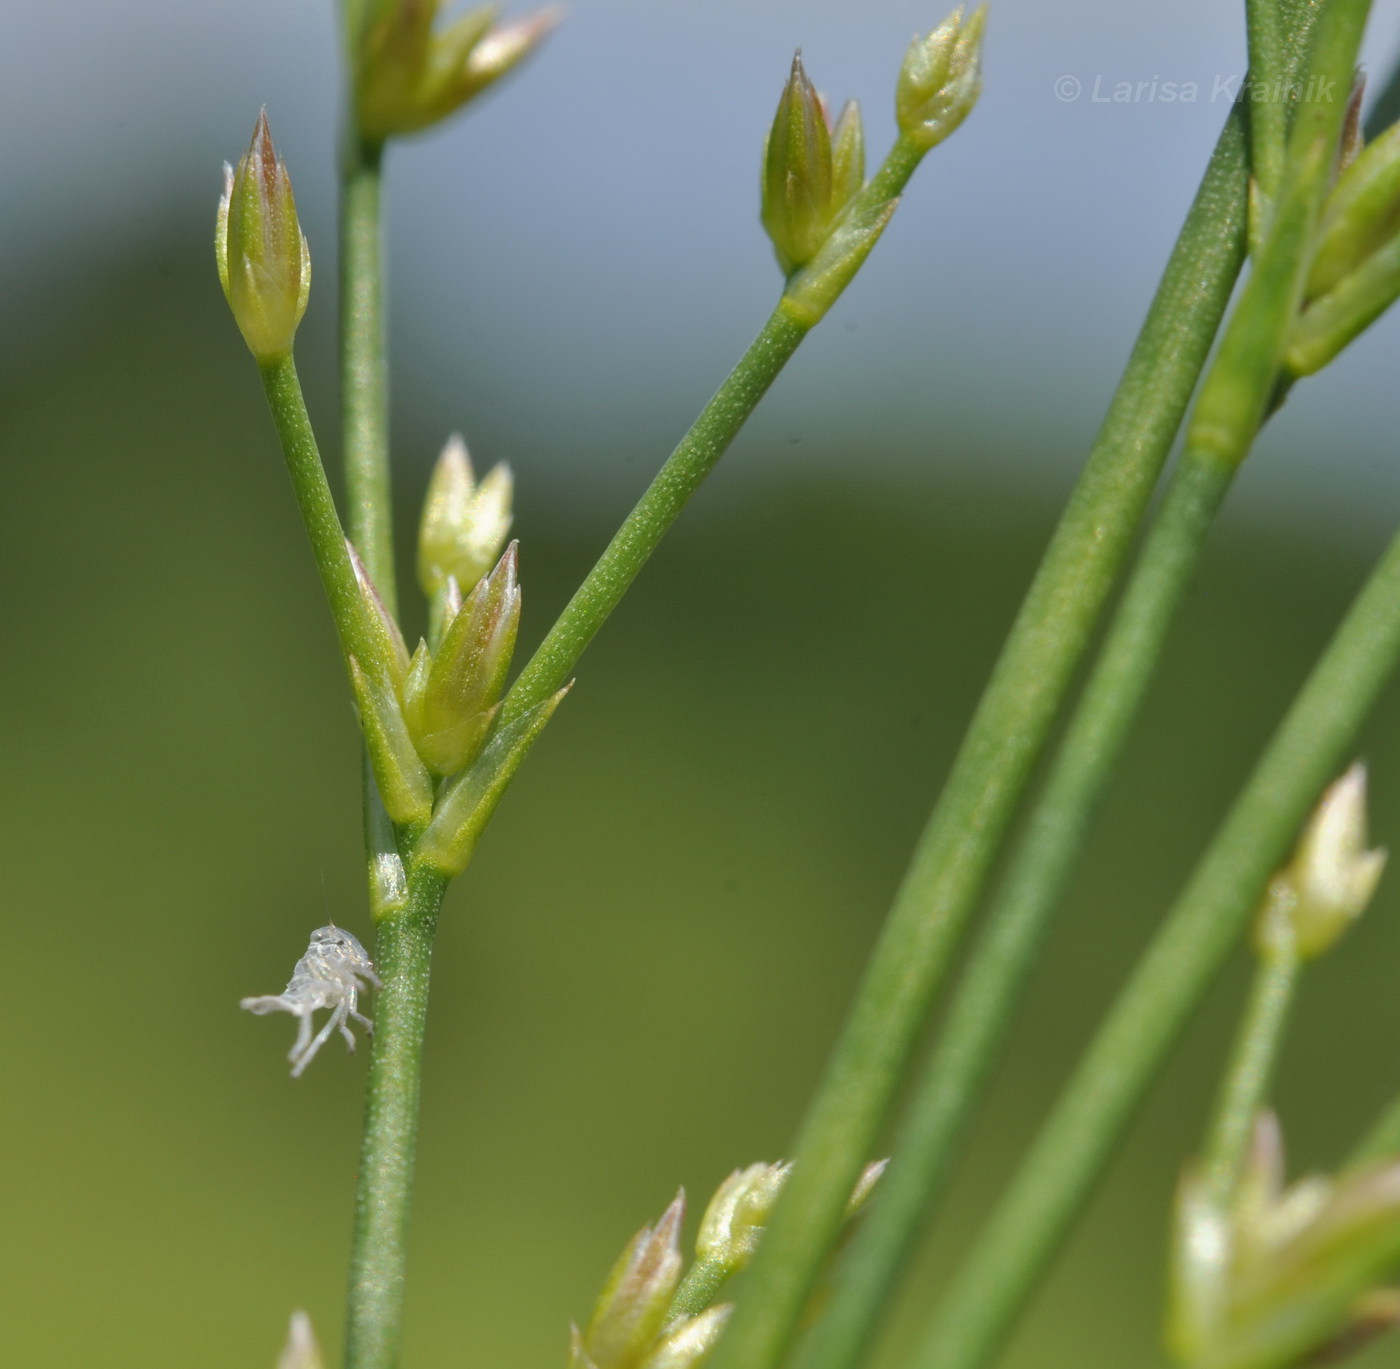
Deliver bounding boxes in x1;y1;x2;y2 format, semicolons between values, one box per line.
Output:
638;1306;732;1369
1309;119;1400;300
428;576;465;655
415;684;570;875
349;655;435;826
696;1163;791;1274
761;57;865;275
348;539;412;693
1286;232;1400;376
578;1194;686;1369
418;434;515;598
277;1313;324;1369
413;542;521;775
402;638;433;740
357;0;559;140
1255;763;1387;962
216;112;311;361
895;6;987;152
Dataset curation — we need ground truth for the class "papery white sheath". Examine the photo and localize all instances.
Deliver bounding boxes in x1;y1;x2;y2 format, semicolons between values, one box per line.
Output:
241;925;382;1077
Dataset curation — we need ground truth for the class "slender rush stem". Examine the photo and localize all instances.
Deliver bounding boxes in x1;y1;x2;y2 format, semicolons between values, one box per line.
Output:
1201;945;1300;1208
345;866;449;1369
708;110;1253;1369
907;6;1372;1366
798;448;1236;1369
1247;0;1289;213
907;522;1400;1369
1350;1088;1400;1168
341;136;396;613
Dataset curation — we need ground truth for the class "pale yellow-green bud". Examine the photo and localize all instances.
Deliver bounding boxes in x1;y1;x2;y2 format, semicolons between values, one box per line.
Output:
418;434;515;598
277;1313;324;1369
217;112;311;361
574;1194;685;1369
696;1162;791;1273
349;654;435;826
895;6;987;152
356;0;559;141
1254;763;1387;962
638;1306;732;1369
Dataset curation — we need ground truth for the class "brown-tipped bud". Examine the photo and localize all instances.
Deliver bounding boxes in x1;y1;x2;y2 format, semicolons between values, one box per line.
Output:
277;1313;324;1369
580;1194;686;1369
356;1;559;140
1254;763;1387;962
638;1306;732;1369
348;539;412;692
761;56;865;275
895;6;987;152
418;434;515;598
411;542;521;775
216;112;311;360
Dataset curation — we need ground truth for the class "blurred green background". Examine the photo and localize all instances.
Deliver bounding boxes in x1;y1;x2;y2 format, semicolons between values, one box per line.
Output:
10;4;1400;1369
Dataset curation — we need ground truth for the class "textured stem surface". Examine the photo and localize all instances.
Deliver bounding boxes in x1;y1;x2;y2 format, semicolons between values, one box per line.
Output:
345;868;448;1369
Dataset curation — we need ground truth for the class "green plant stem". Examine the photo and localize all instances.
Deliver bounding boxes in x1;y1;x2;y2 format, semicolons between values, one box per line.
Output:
341;136;395;612
669;1259;733;1322
1202;946;1300;1208
706;111;1254;1369
1350;1089;1400;1167
258;354;383;669
1248;0;1290;210
796;449;1237;1369
345;865;449;1369
906;7;1372;1366
907;517;1400;1369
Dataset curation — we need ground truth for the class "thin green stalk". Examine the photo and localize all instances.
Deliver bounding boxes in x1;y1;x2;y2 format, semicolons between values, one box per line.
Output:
503;134;934;724
258;354;382;669
1347;1079;1400;1166
345;865;449;1369
1248;0;1290;212
706;113;1253;1369
908;6;1372;1366
907;522;1400;1369
796;447;1237;1369
1201;946;1300;1208
341;136;396;611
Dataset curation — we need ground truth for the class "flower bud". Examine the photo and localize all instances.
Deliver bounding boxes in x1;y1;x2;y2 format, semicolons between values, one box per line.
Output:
216;112;311;360
638;1306;732;1369
348;540;412;693
1309;119;1400;300
696;1163;791;1273
356;1;559;141
1254;763;1387;962
418;434;514;599
761;54;866;275
895;6;987;152
277;1313;324;1369
1168;1113;1400;1369
415;683;570;875
350;654;435;826
411;542;521;775
576;1194;686;1369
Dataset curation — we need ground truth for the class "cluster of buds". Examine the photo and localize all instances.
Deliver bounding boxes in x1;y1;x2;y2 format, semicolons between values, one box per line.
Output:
1287;115;1400;376
336;436;565;871
354;0;558;141
569;1161;885;1369
895;6;987;152
216;114;310;361
761;55;866;275
1169;1113;1400;1369
1253;763;1387;964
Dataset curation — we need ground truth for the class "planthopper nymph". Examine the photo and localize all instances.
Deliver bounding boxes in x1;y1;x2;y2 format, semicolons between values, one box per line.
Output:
241;925;382;1077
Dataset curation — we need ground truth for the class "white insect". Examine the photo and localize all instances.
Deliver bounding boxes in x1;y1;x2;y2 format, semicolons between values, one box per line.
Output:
241;925;382;1077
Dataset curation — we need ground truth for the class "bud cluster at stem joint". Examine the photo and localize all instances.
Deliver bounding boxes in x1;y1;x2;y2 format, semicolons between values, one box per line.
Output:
1287;115;1400;375
216;113;310;361
569;1162;886;1369
1170;1113;1400;1369
354;0;558;140
1253;763;1387;963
